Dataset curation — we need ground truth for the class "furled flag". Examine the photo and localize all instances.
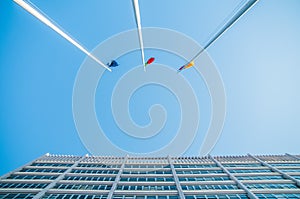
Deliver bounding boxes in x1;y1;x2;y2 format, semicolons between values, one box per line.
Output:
177;61;195;72
107;60;119;67
145;57;155;66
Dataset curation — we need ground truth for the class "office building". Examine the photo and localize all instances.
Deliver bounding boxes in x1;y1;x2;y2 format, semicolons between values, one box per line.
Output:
1;153;300;199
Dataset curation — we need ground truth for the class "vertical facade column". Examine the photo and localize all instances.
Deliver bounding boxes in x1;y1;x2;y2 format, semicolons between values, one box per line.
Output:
0;153;49;180
167;156;185;199
209;155;258;199
33;155;87;199
107;155;128;199
248;154;300;187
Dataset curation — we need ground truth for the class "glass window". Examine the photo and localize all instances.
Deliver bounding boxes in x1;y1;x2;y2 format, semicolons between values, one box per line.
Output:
7;174;58;180
112;195;179;199
116;185;177;191
20;168;66;173
120;177;174;182
41;194;107;199
179;176;230;181
236;175;284;180
54;183;112;190
122;170;172;174
185;194;248;199
228;169;272;173
173;164;217;168
31;162;73;167
182;184;238;190
291;175;300;180
0;193;35;199
0;183;49;189
222;163;262;167
256;193;300;199
77;163;121;168
71;169;118;174
124;164;170;169
278;169;300;172
176;170;223;174
63;176;115;181
246;183;297;189
269;163;300;167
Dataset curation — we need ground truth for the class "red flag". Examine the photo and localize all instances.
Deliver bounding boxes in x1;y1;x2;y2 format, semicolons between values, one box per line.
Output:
145;57;155;66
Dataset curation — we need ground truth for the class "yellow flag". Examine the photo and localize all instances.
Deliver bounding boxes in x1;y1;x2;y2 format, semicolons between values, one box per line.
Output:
184;61;194;69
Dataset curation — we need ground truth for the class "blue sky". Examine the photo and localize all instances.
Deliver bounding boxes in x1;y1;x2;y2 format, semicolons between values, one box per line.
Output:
1;0;300;175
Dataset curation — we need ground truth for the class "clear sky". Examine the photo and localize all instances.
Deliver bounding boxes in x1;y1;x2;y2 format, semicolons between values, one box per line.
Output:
1;0;300;176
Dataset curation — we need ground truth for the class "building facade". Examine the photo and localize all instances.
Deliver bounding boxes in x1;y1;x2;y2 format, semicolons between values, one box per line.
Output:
1;154;300;199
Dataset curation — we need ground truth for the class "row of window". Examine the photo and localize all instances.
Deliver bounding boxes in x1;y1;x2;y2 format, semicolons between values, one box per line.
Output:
222;163;262;168
228;169;272;173
187;193;300;199
20;168;66;173
246;183;297;189
125;165;171;169
113;197;248;199
0;193;35;199
176;170;223;174
8;174;295;182
256;193;300;198
31;163;73;167
41;194;107;199
9;174;292;181
77;164;120;168
173;164;217;168
185;194;248;199
1;182;298;191
292;175;300;179
278;169;300;173
116;185;177;191
5;175;297;186
181;184;238;190
19;167;300;175
2;193;300;199
53;183;111;190
29;162;300;169
178;168;300;174
236;175;283;180
8;174;58;180
112;195;178;199
5;175;292;182
222;163;300;169
173;160;213;164
30;184;260;191
71;169;118;174
122;170;172;175
269;163;300;167
84;160;124;164
120;177;174;182
63;176;115;181
19;169;299;175
0;183;48;189
179;177;230;181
